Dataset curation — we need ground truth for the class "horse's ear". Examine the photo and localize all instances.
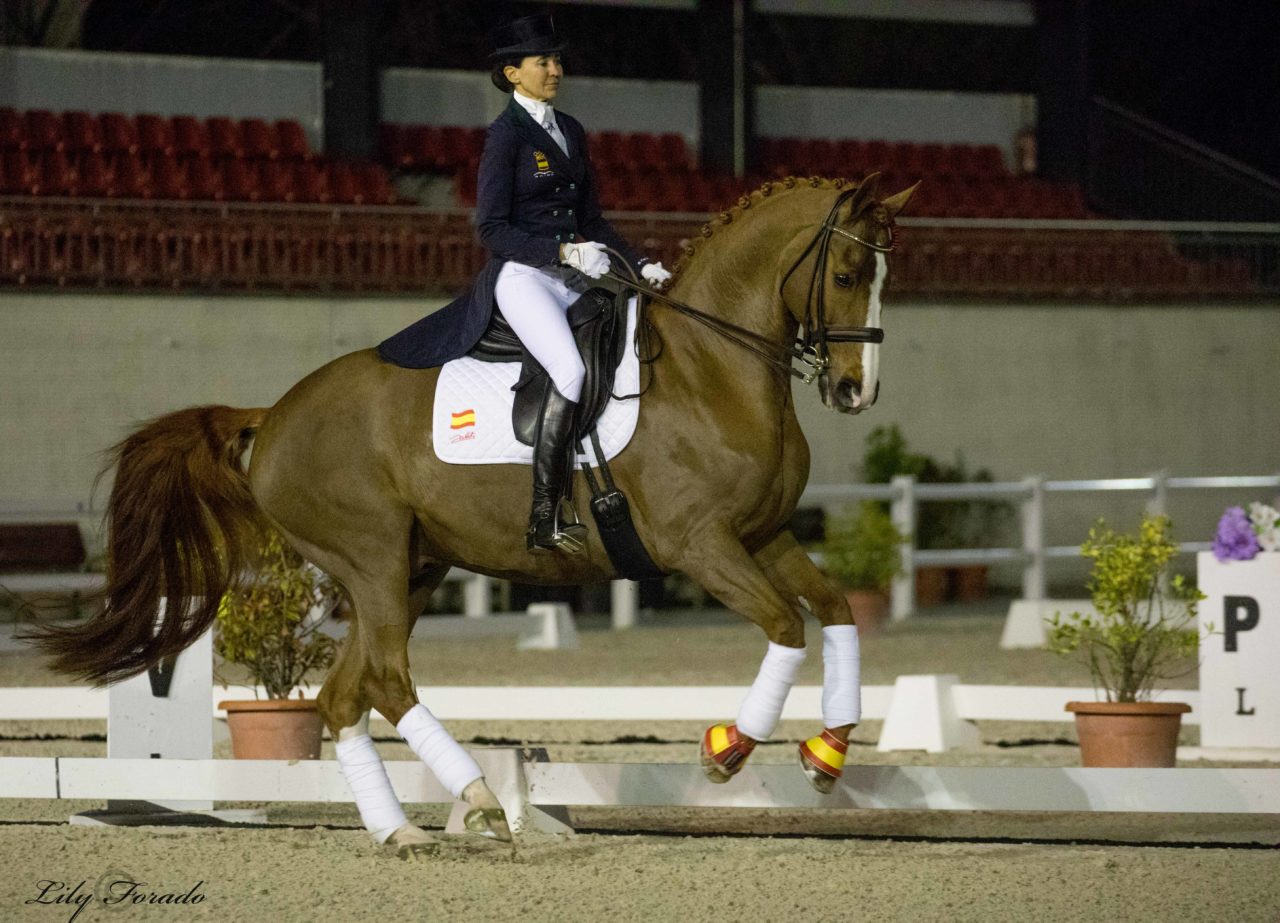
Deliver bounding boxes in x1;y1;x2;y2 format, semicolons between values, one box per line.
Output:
840;173;880;221
881;182;921;219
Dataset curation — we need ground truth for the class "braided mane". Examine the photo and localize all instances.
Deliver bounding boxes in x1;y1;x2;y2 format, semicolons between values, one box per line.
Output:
672;175;866;277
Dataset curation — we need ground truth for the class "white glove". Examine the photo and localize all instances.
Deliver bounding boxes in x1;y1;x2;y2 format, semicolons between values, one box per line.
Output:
641;261;672;288
560;241;611;279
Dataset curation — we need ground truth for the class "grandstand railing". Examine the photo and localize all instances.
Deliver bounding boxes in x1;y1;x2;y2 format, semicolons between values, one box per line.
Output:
2;196;1279;299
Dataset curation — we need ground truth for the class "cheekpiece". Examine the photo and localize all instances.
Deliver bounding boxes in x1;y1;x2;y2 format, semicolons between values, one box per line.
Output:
488;12;567;62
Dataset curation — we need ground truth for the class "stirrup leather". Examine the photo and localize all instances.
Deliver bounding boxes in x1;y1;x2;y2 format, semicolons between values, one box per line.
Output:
799;729;848;794
700;723;756;783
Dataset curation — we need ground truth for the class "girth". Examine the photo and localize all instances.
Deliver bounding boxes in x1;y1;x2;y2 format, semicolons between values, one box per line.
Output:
466;281;634;446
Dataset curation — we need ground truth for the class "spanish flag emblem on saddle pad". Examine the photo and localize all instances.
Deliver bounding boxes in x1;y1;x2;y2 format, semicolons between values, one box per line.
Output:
450;409;476;429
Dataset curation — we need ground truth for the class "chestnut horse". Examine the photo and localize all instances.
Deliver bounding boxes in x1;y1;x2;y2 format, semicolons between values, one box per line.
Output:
31;174;914;853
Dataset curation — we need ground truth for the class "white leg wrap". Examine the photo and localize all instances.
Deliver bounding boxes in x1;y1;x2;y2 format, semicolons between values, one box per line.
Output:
335;722;408;845
735;641;806;741
396;703;484;799
822;624;862;727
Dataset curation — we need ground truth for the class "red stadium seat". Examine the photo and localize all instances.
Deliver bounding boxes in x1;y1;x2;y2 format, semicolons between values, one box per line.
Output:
171;115;210;159
326;162;362;204
592;131;628;170
222;159;261;201
2;151;39;194
259;161;295;202
186;157;223;200
62;112;103;154
0;108;24;149
206;116;242;159
99;113;139;155
24;110;64;152
275;120;311;161
657;133;689;170
77;152;113;197
111;153;151;199
39;150;78;196
240;118;277;159
136;114;175;157
294;161;329;202
151;157;189;200
357;163;396;205
404;125;444;170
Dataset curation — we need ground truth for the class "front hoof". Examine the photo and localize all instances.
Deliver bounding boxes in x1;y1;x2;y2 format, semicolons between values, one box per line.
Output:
798;730;848;794
700;724;756;784
464;806;513;843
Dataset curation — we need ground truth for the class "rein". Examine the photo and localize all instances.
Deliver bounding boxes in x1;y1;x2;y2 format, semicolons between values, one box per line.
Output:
600;189;892;386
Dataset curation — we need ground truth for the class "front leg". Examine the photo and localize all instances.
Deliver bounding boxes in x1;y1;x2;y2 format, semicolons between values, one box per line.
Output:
679;529;809;781
753;530;861;793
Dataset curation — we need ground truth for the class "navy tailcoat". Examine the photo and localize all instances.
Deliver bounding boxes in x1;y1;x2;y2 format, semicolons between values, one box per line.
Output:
378;98;646;369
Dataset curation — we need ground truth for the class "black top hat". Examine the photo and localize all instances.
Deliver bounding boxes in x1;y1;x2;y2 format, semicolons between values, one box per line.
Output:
488;12;566;62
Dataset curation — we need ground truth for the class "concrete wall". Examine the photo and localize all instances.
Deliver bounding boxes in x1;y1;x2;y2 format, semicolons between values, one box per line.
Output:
3;294;1275;551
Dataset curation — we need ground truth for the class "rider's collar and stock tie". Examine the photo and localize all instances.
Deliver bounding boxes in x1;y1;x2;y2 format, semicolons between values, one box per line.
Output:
601;188;893;386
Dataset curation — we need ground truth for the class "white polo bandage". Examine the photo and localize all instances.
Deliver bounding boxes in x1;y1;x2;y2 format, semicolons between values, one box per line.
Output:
821;624;861;727
396;703;484;799
735;641;807;741
334;730;408;844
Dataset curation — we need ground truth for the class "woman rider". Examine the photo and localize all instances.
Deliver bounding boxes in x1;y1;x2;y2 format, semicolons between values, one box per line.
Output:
378;12;671;554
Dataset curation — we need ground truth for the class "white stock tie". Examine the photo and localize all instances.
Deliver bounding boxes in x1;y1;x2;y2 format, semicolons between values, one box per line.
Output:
542;115;568;156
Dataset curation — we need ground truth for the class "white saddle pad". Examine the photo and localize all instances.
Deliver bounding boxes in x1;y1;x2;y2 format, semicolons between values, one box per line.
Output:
432;296;641;466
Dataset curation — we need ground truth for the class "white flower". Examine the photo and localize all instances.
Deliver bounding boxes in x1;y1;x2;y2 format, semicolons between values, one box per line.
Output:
1249;502;1280;552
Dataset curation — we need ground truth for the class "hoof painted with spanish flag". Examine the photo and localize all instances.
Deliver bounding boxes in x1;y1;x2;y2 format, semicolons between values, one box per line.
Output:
700;723;756;783
799;729;848;794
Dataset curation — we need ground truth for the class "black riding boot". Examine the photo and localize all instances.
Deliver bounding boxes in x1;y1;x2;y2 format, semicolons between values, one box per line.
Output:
526;383;587;553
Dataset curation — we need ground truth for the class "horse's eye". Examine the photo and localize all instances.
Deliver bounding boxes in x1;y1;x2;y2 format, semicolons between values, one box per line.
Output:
834;273;853;289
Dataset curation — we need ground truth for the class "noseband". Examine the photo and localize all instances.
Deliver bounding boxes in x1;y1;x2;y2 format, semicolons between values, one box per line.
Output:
778;186;895;383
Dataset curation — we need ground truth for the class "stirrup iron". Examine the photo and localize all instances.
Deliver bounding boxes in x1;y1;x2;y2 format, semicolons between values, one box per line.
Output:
550;498;587;554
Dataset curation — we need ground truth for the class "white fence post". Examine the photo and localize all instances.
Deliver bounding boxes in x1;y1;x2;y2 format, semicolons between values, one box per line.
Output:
463;573;492;618
1021;475;1046;601
890;475;915;621
611;580;638;631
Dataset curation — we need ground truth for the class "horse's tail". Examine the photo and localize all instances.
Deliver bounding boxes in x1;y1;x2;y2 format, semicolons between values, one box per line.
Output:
24;405;269;686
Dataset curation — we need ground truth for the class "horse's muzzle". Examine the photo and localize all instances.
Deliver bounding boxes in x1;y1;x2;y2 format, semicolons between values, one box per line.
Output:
826;376;872;414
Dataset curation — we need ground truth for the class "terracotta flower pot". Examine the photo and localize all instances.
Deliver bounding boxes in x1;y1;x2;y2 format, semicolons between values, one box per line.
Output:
914;566;949;607
844;589;890;634
949;565;989;602
1065;700;1191;767
220;698;324;760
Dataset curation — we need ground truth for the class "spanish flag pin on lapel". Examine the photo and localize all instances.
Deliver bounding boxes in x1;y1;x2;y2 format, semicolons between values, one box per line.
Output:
534;150;551;173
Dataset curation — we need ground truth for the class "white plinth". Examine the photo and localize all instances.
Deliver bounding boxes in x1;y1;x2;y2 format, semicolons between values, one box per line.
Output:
1197;551;1280;750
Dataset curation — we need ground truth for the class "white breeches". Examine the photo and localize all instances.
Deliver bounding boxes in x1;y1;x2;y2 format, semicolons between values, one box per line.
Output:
494;261;585;402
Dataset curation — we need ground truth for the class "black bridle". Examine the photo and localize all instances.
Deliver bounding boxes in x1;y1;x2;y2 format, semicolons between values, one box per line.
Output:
776;185;894;383
603;186;894;385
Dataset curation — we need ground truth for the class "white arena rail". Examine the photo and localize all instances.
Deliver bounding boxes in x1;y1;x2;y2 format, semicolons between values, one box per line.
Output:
1;756;1276;816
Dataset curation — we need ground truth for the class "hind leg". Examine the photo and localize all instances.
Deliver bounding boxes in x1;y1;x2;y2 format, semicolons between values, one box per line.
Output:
754;531;860;793
281;524;512;849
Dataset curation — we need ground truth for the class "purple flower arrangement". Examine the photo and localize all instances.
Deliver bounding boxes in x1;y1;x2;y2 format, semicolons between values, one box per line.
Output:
1212;503;1279;562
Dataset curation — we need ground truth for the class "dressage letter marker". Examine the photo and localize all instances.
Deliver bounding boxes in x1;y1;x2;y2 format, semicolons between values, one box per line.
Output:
1197;552;1280;751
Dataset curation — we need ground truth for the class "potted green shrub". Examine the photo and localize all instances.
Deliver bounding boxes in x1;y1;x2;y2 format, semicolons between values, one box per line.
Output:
821;502;906;633
1045;514;1203;767
215;530;339;760
861;425;1013;605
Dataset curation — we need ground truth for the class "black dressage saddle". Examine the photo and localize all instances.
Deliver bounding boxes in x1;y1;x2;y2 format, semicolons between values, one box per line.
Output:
466;283;633;446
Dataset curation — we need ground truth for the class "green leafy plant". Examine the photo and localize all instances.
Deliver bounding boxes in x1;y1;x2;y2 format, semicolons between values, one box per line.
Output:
822;502;906;592
214;530;340;699
1045;514;1203;702
861;424;1013;550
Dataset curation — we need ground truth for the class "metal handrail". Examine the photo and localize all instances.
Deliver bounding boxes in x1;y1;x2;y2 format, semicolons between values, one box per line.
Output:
799;473;1280;621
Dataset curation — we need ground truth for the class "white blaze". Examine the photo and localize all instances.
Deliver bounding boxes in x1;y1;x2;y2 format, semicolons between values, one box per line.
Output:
861;252;887;404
